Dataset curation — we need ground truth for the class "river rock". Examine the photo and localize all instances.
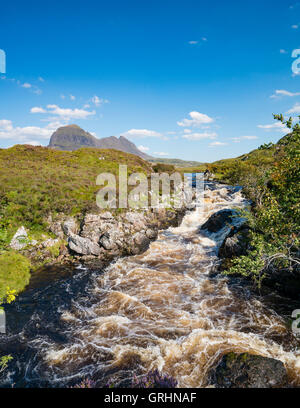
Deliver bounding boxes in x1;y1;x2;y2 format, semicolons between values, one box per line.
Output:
210;352;288;388
200;209;238;233
68;234;102;256
145;229;158;239
99;232;118;251
218;225;251;258
133;232;150;253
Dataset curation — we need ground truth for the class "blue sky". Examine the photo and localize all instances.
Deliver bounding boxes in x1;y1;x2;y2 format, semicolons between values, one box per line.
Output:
0;0;300;161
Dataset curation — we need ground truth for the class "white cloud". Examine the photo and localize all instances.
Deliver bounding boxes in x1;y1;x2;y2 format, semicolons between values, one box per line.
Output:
287;102;300;114
91;95;109;107
280;49;287;54
154;152;169;156
188;37;207;44
47;105;96;120
60;94;66;99
177;111;214;127
209;141;227;147
70;94;76;101
0;120;55;144
0;119;13;131
30;104;96;121
258;122;288;133
31;107;47;114
231;135;258;142
22;83;32;88
121;129;162;139
270;89;300;98
183;129;192;134
182;132;217;140
292;24;299;29
138;145;150;153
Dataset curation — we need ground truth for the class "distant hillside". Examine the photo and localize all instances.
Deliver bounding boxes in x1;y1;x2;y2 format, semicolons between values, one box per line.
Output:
207;132;295;181
48;124;152;160
148;157;204;168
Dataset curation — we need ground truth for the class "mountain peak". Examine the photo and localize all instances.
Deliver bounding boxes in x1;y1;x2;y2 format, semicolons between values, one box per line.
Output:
48;124;152;159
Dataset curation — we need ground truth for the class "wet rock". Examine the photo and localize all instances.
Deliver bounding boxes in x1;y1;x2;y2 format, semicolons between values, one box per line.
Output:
132;232;150;253
62;217;78;236
218;226;251;258
68;234;102;256
210;352;288;388
145;229;158;239
200;209;237;233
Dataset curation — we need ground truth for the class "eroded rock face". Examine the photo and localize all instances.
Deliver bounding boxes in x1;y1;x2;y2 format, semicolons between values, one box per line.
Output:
210;352;288;388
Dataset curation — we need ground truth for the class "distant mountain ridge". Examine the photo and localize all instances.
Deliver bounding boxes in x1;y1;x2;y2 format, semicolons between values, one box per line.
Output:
48;124;152;159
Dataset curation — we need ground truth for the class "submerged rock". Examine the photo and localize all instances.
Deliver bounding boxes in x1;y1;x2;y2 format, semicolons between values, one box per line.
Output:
210;352;288;388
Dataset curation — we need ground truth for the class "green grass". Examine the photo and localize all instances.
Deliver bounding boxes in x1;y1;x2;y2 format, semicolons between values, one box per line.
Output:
0;251;31;297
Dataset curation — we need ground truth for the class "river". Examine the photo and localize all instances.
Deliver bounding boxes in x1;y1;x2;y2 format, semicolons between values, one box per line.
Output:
0;182;300;388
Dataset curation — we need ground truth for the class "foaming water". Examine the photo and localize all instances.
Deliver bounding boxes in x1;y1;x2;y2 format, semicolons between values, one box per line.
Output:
1;184;300;388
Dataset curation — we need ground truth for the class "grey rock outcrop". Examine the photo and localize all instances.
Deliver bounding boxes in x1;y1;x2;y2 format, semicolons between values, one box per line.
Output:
62;218;78;236
68;234;102;256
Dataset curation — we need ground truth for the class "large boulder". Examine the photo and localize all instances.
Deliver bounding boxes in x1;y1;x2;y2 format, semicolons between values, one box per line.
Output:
218;225;251;259
200;209;238;233
68;234;102;256
210;352;288;388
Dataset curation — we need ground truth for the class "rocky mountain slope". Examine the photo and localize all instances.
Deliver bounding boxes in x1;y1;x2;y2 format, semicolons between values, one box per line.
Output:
48;124;152;160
